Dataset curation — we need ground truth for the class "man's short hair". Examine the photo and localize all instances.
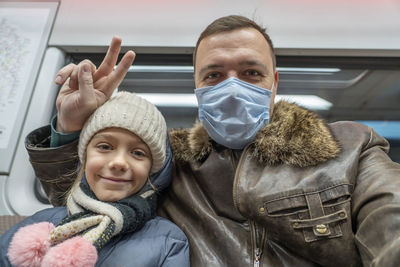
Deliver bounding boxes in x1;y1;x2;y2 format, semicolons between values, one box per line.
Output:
193;15;276;69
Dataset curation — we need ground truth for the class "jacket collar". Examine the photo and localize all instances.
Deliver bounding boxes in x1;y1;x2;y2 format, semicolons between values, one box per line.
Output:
169;101;340;167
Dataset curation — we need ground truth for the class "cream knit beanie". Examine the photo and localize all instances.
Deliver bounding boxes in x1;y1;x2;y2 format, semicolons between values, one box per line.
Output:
78;91;167;174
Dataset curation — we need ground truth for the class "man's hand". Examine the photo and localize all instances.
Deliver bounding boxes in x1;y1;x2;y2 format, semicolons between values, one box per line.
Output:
55;36;135;132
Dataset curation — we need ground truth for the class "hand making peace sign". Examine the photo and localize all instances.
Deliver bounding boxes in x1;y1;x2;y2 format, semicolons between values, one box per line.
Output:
54;36;135;132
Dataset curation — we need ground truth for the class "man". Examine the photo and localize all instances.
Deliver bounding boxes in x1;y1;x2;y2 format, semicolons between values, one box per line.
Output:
26;15;400;266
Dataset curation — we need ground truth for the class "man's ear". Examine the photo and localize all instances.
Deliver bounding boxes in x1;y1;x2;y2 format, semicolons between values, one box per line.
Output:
274;70;279;89
269;70;279;120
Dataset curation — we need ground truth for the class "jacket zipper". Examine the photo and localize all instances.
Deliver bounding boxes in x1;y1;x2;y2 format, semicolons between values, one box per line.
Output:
232;145;251;210
231;146;266;266
251;221;266;267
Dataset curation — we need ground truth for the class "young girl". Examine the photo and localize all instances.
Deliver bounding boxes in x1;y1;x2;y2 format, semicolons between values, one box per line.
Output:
0;92;190;267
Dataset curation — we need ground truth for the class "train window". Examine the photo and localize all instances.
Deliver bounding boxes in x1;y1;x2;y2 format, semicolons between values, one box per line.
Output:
73;53;400;158
36;53;400;202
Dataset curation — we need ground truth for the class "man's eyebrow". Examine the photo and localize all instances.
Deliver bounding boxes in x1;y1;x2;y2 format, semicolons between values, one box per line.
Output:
198;64;223;77
239;60;268;71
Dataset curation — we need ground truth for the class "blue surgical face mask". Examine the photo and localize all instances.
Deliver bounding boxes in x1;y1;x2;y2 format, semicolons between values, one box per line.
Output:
195;77;273;149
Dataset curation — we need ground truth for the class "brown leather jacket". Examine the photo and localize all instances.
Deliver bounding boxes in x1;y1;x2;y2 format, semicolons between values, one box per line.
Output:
26;101;400;266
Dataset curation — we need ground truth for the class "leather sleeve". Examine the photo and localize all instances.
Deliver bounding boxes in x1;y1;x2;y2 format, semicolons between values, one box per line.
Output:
352;127;400;266
25;125;79;206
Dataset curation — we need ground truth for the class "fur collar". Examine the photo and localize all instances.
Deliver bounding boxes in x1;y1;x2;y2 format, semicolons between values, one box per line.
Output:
169;101;340;167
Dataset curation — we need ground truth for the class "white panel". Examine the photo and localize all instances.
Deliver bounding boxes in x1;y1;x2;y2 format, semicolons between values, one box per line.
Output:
4;47;65;215
0;176;13;215
49;0;400;54
0;1;58;173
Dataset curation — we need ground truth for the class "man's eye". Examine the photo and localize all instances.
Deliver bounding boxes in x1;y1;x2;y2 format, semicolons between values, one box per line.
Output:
245;70;260;76
205;72;220;80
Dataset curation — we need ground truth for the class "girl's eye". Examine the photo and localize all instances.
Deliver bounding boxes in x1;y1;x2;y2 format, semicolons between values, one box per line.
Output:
97;143;112;151
132;150;146;158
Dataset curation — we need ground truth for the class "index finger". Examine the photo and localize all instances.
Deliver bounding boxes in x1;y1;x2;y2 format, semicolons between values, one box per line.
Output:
93;36;122;81
69;60;96;90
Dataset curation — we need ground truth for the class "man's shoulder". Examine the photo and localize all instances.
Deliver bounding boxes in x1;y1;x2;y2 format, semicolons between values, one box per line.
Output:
329;120;371;132
328;121;375;142
328;120;389;152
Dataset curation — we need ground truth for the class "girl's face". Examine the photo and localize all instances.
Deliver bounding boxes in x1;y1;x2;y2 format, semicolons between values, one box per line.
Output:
85;127;152;202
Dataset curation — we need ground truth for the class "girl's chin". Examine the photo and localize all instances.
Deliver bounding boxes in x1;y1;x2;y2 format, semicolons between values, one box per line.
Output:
94;191;127;202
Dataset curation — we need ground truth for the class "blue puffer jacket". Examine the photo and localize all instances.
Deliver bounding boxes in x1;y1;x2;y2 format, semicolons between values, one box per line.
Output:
0;207;189;266
0;135;189;266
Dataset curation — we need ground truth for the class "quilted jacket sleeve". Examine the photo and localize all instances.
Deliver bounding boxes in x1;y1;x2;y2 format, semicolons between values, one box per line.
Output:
0;208;66;267
162;236;190;267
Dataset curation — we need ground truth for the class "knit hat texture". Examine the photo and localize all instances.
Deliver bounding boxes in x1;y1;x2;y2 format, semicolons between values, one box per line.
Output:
78;91;167;174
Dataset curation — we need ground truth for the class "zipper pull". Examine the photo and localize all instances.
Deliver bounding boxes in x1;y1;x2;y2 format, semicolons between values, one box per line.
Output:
254;248;261;267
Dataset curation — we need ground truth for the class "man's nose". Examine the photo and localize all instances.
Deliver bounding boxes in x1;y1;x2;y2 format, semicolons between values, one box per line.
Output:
227;70;239;79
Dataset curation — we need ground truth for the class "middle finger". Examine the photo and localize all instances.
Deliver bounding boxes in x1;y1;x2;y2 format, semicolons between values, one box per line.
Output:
93;36;122;81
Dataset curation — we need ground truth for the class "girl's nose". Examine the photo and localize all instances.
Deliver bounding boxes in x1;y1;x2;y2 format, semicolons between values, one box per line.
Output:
108;153;129;172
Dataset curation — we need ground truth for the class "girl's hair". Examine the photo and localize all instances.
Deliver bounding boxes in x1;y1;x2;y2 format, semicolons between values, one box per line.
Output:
64;162;85;205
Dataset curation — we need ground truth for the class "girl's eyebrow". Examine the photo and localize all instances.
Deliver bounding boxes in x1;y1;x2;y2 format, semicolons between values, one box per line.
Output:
91;133;116;141
91;133;151;153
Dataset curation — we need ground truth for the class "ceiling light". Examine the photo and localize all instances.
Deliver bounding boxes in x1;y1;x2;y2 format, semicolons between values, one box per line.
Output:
136;93;332;111
128;66;193;73
128;65;341;74
277;67;341;74
136;93;197;107
275;95;332;110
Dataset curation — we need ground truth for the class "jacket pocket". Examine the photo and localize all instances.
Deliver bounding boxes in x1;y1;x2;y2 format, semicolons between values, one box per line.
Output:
291;209;347;242
262;183;352;243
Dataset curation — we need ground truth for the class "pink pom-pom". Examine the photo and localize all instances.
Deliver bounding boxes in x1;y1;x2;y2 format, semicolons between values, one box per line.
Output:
8;222;55;267
41;236;98;267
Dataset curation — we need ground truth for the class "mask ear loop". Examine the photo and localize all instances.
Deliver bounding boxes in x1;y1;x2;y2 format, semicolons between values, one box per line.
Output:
269;80;275;92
